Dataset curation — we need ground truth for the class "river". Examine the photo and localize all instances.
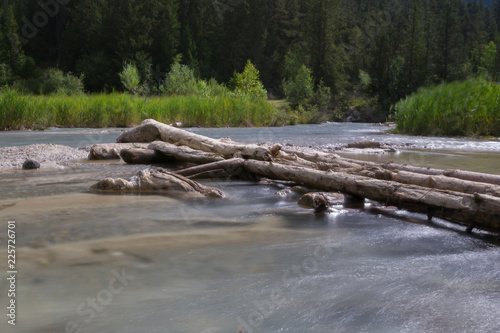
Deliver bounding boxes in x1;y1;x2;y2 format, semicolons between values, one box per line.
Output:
0;123;499;333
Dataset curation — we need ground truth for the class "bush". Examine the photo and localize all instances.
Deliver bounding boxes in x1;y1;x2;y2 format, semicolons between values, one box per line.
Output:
310;80;332;112
283;64;314;107
394;78;500;137
0;63;13;86
40;69;85;95
230;60;267;99
160;55;198;96
119;63;141;94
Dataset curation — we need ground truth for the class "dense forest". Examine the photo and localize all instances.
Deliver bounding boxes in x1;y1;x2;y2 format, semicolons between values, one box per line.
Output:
1;0;500;121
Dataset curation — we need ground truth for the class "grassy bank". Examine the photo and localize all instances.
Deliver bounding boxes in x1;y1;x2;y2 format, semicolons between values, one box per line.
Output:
394;78;500;137
0;90;279;130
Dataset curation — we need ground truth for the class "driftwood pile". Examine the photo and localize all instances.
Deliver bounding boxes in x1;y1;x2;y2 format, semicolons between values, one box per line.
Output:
90;119;500;234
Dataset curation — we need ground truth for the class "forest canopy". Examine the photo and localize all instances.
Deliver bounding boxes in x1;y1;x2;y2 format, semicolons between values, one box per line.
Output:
1;0;500;121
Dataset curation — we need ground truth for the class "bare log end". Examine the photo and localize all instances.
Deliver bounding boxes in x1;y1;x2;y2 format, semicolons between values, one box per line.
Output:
88;145;120;160
116;122;161;143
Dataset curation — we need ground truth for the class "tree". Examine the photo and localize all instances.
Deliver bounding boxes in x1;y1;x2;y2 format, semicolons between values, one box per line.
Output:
283;64;314;107
119;62;141;94
230;60;267;99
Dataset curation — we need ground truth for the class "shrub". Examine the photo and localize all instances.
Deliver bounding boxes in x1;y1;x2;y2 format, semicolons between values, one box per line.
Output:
230;60;267;99
310;80;332;112
40;69;85;95
160;55;198;96
283;64;314;107
119;63;141;94
0;63;13;86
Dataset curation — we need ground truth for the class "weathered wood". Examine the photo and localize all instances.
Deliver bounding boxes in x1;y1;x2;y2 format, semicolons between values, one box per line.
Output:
108;120;500;233
358;168;500;198
148;141;224;164
175;158;245;178
117;119;272;160
281;147;500;196
91;168;224;198
242;160;500;233
88;143;150;160
119;148;168;164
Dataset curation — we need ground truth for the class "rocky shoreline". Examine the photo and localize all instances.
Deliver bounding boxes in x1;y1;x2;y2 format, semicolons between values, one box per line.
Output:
0;144;89;170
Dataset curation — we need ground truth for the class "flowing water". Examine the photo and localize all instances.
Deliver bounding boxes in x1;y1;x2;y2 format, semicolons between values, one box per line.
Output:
0;123;500;333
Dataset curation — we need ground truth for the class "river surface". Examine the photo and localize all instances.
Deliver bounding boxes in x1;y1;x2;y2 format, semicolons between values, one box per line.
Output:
0;123;500;333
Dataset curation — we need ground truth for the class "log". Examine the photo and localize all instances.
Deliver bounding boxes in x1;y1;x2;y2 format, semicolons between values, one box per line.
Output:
90;168;224;198
281;147;500;196
148;141;224;164
117;119;272;160
242;160;500;233
358;168;500;198
119;148;169;164
88;143;150;160
282;146;500;186
107;121;500;233
175;158;245;178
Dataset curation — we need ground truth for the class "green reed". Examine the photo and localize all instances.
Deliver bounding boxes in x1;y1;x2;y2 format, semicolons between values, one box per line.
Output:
0;90;279;130
394;78;500;137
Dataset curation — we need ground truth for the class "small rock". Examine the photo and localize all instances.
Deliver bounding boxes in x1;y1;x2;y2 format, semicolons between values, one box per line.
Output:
347;141;382;149
276;188;292;197
22;159;40;170
298;192;345;209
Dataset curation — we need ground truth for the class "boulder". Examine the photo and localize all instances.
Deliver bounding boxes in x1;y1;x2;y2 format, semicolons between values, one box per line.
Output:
22;159;40;170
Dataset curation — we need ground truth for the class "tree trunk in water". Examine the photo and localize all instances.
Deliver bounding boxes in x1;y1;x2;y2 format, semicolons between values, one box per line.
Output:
242;160;500;233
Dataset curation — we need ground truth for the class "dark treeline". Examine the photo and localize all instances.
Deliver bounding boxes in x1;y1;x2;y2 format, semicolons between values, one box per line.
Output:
1;0;500;119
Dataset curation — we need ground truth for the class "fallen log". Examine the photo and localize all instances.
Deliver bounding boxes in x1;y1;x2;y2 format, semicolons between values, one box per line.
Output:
282;146;500;186
103;120;500;233
242;160;500;233
175;158;245;178
117;119;272;160
148;141;224;164
119;148;168;164
91;168;224;198
280;147;500;196
88;143;150;160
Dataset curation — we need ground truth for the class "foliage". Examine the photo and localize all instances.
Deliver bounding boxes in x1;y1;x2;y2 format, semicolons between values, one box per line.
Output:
119;63;141;94
13;69;85;95
230;60;267;99
394;78;500;137
0;63;13;86
160;55;198;96
310;80;332;112
283;65;314;107
0;90;279;130
3;0;500;125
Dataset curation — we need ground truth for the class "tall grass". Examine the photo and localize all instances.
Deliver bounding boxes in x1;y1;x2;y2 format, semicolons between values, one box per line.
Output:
394;78;500;137
0;90;279;130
